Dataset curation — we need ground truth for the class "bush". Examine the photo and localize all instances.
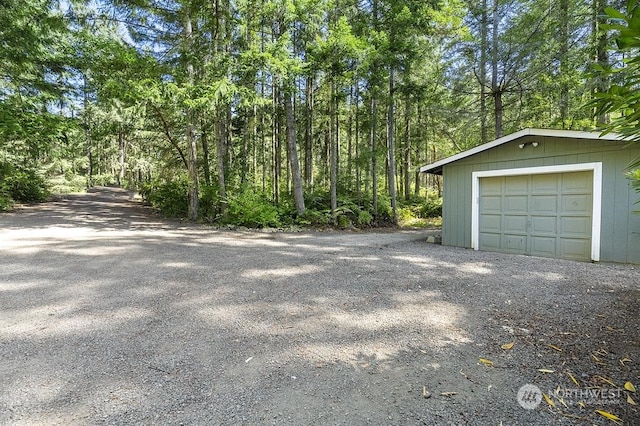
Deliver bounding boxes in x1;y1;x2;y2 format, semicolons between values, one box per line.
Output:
90;174;117;187
0;162;49;203
226;188;281;228
140;179;189;217
199;184;222;221
418;197;442;218
297;208;331;226
0;189;13;211
356;209;373;227
48;174;87;194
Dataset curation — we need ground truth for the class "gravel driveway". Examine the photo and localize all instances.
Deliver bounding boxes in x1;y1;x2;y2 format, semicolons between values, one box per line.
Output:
1;187;639;425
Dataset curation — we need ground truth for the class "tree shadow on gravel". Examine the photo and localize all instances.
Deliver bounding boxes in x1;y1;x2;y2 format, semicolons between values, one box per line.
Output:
1;186;183;231
1;188;639;425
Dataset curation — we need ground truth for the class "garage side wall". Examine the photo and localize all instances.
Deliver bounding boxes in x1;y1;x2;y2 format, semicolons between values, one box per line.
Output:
441;136;640;263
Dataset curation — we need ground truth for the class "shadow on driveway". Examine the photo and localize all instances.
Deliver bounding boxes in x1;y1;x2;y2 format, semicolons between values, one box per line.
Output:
1;188;638;424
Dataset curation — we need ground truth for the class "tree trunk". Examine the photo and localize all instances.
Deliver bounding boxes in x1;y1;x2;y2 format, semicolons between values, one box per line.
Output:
593;0;609;125
330;81;338;218
403;94;411;201
216;111;227;201
491;0;502;138
304;74;313;187
559;0;569;127
83;74;93;187
184;10;199;221
285;87;305;216
347;84;354;191
201;127;212;186
490;0;502;138
371;96;378;214
118;130;125;187
387;68;397;224
355;82;361;200
273;83;282;204
414;105;423;197
480;0;488;143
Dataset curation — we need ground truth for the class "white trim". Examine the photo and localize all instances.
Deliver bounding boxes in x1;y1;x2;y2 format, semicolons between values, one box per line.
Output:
420;128;625;174
471;162;602;261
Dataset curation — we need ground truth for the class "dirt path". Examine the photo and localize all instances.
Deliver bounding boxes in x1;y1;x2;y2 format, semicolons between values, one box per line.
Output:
1;188;639;425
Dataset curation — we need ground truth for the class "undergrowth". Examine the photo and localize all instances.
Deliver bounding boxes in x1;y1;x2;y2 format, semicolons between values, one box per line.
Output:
140;178;443;229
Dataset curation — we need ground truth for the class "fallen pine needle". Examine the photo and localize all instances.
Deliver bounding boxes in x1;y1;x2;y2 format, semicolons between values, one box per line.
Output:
595;409;622;424
567;372;580;387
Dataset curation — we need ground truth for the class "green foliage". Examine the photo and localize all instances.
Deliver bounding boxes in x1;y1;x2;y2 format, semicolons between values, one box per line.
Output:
396;193;443;228
297;209;331;226
0;190;13;211
0;162;50;204
199;184;222;221
592;1;640;145
418;198;443;218
225;188;281;228
48;174;87;194
91;174;117;187
140;179;189;218
356;210;373;227
628;169;640;212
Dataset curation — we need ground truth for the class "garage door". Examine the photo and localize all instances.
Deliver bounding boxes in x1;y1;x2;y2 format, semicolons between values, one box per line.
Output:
478;171;593;260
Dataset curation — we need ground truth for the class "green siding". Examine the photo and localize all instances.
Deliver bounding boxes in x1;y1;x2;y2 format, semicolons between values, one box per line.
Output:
440;136;640;263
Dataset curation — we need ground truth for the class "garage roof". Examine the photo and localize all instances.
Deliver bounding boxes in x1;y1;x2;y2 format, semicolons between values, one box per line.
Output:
419;128;625;175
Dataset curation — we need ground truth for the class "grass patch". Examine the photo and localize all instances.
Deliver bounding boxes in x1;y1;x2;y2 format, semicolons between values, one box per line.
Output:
399;216;442;229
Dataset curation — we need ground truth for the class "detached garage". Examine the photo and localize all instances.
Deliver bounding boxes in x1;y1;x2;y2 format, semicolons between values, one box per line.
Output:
420;128;640;263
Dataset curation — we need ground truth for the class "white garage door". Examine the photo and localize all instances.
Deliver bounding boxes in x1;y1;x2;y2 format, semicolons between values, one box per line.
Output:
478;171;593;260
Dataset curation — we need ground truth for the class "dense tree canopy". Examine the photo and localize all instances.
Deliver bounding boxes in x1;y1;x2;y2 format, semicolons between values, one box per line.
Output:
0;0;632;224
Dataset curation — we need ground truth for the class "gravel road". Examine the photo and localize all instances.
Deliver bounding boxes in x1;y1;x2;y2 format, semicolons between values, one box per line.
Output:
1;187;639;425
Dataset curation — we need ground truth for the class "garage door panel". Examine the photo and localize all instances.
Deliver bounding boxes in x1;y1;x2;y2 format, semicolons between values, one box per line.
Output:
481;177;502;194
480;214;501;231
531;216;556;233
561;194;591;213
505;196;527;213
481;196;502;213
561;216;591;235
503;235;526;252
560;238;591;259
505;176;528;193
504;215;528;233
532;174;558;192
479;233;500;250
531;195;557;213
478;170;593;261
562;171;592;192
530;237;556;257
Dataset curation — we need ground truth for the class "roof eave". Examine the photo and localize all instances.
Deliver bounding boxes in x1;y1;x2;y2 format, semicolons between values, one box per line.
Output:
419;128;627;175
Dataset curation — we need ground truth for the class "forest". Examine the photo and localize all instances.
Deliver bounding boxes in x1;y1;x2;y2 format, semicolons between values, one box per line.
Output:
1;0;638;227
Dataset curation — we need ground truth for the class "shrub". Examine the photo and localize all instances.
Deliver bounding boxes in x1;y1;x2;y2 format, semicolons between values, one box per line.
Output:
0;189;13;211
226;188;281;228
141;179;189;217
0;162;49;203
337;213;352;229
48;174;87;194
356;209;373;227
418;197;442;218
91;174;116;187
297;209;331;226
199;184;222;221
397;206;415;223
